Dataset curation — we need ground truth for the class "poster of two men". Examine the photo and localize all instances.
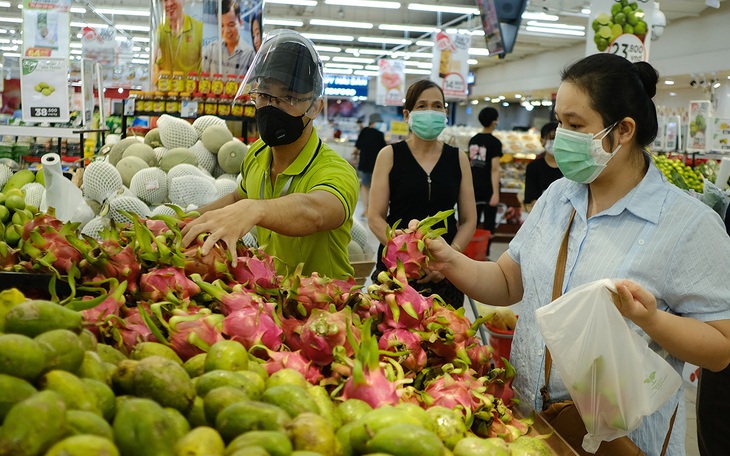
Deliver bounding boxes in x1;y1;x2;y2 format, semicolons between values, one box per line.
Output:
151;0;263;85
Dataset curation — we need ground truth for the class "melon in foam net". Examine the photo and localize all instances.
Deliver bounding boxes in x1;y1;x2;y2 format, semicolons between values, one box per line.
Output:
123;143;158;167
192;115;227;136
130;167;168;205
217;140;248;174
201;125;233;154
115;156;149;188
159;148;198;173
83;161;123;203
157;114;200;149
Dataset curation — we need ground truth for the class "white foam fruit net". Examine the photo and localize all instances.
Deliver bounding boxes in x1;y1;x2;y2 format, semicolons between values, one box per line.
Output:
217;173;237;182
190;141;217;174
150;204;179;217
242;232;258;248
168;175;217;208
157;114;200;149
192;115;227;137
351;218;370;251
80;215;111;241
153;147;168;163
214;178;238;200
0;164;13;188
167;163;209;183
21;182;45;208
130;167;168;205
83;160;123;203
109;195;152;225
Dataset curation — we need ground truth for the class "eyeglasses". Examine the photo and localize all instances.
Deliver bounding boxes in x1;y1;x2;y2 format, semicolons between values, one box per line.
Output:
250;91;313;113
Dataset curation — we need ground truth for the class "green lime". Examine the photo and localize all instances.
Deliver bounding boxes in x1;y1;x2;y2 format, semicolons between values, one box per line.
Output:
4;188;23;199
611;24;623;40
622;6;633;16
596;38;609;52
613;12;627;26
628;10;640;26
592;19;601;32
611;3;622;15
11;209;32;226
634;21;647;35
623;23;635;34
4;195;25;212
0;205;9;223
4;224;21;247
598;25;613;39
0;193;6;205
596;13;611;25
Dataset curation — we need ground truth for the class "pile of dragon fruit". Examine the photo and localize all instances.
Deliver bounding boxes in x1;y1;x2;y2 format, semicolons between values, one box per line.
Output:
0;208;528;441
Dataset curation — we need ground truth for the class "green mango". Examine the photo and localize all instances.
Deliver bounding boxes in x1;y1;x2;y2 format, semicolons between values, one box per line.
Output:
0;390;67;456
132;356;195;414
65;410;114;440
396;402;430;427
335;422;356;456
0;333;45;381
82;378;116;422
35;329;85;374
129;341;183;365
40;370;100;414
247;360;269;382
265;368;309;390
184;353;207;378
508;436;553;456
453;436;511;456
0;374;37;424
111;359;139;395
287;412;337;454
336;398;372;426
203;386;250;425
174;426;225;456
205;340;249;372
4;300;82;337
196;370;259;398
349;406;424;453
306;385;341;429
165;407;191;437
45;435;119;456
77;351;111;384
113;398;183;456
226;448;271;456
78;329;98;351
365;424;444;456
262;384;320;418
425;406;468;450
215;401;291;443
226;430;292;456
3;170;35;193
96;344;127;365
186;396;208;428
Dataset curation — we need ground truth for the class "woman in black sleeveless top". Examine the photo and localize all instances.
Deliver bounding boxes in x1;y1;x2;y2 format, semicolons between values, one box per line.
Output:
367;80;477;308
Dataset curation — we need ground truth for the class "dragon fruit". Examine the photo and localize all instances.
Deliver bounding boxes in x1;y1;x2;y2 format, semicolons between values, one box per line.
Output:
20;210;64;240
73;280;129;335
484;359;516;406
139;267;200;303
423;369;485;414
181;233;229;283
300;308;360;366
467;340;494;378
0;241;18;270
222;303;283;352
281;266;357;318
114;305;159;353
367;265;433;332
192;275;267;315
228;252;280;294
382;209;453;279
378;328;427;372
422;304;487;362
261;349;324;384
167;308;225;361
75;237;142;294
19;220;86;276
280;315;305;351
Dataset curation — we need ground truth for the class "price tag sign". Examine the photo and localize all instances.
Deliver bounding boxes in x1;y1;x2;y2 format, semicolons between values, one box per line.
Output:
390;120;409;137
20;58;70;122
585;0;654;62
22;0;71;59
607;34;646;63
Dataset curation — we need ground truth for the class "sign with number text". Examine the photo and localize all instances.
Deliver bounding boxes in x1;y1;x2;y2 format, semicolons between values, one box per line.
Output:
20;58;70;122
585;0;654;62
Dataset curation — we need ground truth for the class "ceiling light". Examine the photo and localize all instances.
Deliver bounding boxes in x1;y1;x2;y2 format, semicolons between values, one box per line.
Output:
302;33;354;42
94;8;150;16
0;17;22;23
522;12;558;21
325;68;354;75
358;36;411;45
264;19;303;26
404;68;431;75
346;48;392;56
405;52;433;59
325;0;400;8
71;22;150;32
664;80;674;85
669;92;677;96
408;3;478;15
70;49;82;54
581;8;591;14
3;52;19;57
311;19;373;29
70;43;82;48
524;26;585;37
132;37;150;42
467;59;478;65
526;21;585;31
378;24;439;33
468;48;490;56
365;65;379;71
354;70;379;77
265;0;317;6
445;28;484;36
315;45;342;53
415;40;434;47
471;100;479;105
70;7;86;13
0;2;10;7
502;102;509;107
515;94;522;99
0;45;16;51
491;98;500;103
325;63;364;69
333;56;374;63
714;82;721;89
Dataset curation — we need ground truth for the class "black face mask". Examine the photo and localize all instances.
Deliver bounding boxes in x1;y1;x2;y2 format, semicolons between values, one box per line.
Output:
255;106;311;147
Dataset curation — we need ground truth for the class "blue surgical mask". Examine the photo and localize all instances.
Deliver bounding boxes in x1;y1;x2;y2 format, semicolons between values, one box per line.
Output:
553;123;621;183
408;110;447;141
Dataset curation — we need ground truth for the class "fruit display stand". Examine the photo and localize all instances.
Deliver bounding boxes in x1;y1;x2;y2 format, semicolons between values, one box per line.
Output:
0;125;108;161
511;389;580;455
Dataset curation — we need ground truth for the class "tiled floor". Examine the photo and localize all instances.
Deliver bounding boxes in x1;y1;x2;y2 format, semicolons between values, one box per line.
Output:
354;202;701;455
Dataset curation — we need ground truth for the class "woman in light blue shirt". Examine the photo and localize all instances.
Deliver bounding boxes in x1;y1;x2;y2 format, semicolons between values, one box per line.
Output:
419;53;730;456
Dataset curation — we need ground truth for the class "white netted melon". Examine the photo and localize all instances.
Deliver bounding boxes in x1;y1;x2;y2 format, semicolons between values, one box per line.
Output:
81;215;111;241
159;148;198;173
0;164;13;189
21;182;45;209
189;141;217;174
214;178;238;199
351;218;370;251
167;163;210;182
109;195;152;225
153;147;168;163
144;128;163;148
83;160;124;203
201;125;233;154
157;114;199;149
348;240;364;259
108;137;143;167
105;134;121;145
168;175;217;208
192;115;227;136
130;167;168;205
242;232;258;248
151;204;180;217
115;156;149;188
217;140;248;174
123;143;157;167
211;164;226;178
216;173;237;182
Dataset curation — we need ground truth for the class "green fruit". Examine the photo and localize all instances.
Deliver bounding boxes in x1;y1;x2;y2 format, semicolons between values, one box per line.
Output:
611;23;624;40
634;21;647;35
205;339;249;372
3;169;35;193
597;25;612;39
4;195;25;212
349;406;424;453
82;378;116;422
0;390;67;456
196;370;258;398
287;412;337;454
337;399;372;426
0;206;9;223
3;225;20;247
453;437;510;456
266;368;310;390
78;329;98;351
226;430;292;456
184;352;207;378
508;436;553;455
335;422;356;456
215;401;292;442
115;156;148;188
113;398;183;456
77;351;111;384
262;384;320;418
307;385;341;430
108;137;142;167
596;13;611;25
111;359;139;395
159;147;197;173
96;344;127;365
11;209;31;226
123;143;157;167
66;409;114;439
4;300;82;337
217;140;248;174
365;424;444;456
129;341;183;365
187;396;208;428
35;329;86;373
174;426;225;456
623;23;634;34
0;333;46;381
41;370;100;414
227;448;272;456
132;355;196;414
34;170;45;186
201;125;233;154
247;360;269;382
41;88;53;96
611;3;622;15
613;12;626;25
144;128;163;149
0;374;37;424
45;435;119;456
425;406;467;450
165;407;191;437
204;386;250;425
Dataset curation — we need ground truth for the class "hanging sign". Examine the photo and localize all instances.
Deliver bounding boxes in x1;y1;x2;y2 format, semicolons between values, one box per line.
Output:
20;58;70;122
585;0;654;62
430;31;471;100
712;117;730;152
687;100;712;153
376;59;405;106
81;26;117;66
22;0;71;58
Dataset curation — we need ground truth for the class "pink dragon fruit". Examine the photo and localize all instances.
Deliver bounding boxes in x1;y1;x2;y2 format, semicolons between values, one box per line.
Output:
139;267;200;303
20;220;86;276
280;315;305;351
167;309;225;361
76;238;142;294
261;349;324;384
300;308;360;366
281;266;358;318
115;305;159;353
484;358;516;406
368;265;433;332
144;218;171;237
192;275;267;316
21;210;64;240
422;304;487;362
382;210;453;279
75;280;129;335
423;369;485;413
467;340;494;378
0;241;19;270
228;251;281;294
378;328;427;372
181;239;228;283
222;303;283;352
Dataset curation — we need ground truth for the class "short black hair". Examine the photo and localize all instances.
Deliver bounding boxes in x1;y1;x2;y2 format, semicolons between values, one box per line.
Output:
478;107;498;127
541;121;558;139
221;0;241;17
404;80;444;112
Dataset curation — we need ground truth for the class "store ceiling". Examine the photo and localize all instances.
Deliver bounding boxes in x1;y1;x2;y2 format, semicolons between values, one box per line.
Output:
0;0;726;98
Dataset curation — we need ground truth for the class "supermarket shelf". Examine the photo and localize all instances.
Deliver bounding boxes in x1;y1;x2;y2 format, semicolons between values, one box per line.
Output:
0;126;108;162
120;110;254;139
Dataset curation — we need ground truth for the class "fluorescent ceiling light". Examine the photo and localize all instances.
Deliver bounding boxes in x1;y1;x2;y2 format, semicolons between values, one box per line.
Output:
333;56;374;63
526;21;584;31
524;26;584;36
515;94;522;99
522;11;558;21
132;37;150;42
415;40;434;47
664;80;675;85
668;92;677;96
70;43;82;48
468;48;490;56
404;68;431;75
314;45;341;53
378;24;438;33
325;0;400;8
581;8;591;15
0;45;16;51
467;59;478;65
70;49;82;54
365;65;379;71
132;46;142;51
311;19;373;29
94;8;150;17
408;3;478;15
0;37;8;43
264;19;303;26
358;36;411;45
3;52;18;57
445;28;485;36
346;48;392;56
354;70;379;77
325;68;354;75
0;17;22;23
319;55;331;61
325;63;364;69
70;7;86;13
265;0;317;6
406;52;433;59
0;2;10;7
302;33;354;42
71;22;150;32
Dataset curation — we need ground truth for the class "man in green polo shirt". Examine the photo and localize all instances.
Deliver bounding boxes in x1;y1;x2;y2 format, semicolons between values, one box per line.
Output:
181;30;359;280
155;0;203;78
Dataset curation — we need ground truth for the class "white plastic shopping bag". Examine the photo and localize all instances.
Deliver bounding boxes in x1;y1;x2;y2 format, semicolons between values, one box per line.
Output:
535;279;682;453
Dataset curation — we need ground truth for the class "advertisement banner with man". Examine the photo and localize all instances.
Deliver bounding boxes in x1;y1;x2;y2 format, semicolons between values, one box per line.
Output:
376;59;405;106
585;0;654;63
150;0;263;90
430;31;470;100
22;0;71;58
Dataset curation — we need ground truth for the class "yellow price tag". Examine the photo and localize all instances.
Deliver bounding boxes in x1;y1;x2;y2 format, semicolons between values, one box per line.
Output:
390;120;409;136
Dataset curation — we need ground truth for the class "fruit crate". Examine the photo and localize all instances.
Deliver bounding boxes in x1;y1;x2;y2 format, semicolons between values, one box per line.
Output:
350;246;376;286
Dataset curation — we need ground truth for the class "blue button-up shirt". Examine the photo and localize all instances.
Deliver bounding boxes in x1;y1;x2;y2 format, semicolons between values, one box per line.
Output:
508;160;730;455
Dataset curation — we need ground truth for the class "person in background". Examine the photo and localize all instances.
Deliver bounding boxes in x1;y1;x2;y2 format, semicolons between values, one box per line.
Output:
181;30;359;280
414;53;730;454
201;0;255;77
523;121;561;212
468;107;502;257
368;79;477;308
155;0;203;79
250;11;262;52
352;113;386;218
